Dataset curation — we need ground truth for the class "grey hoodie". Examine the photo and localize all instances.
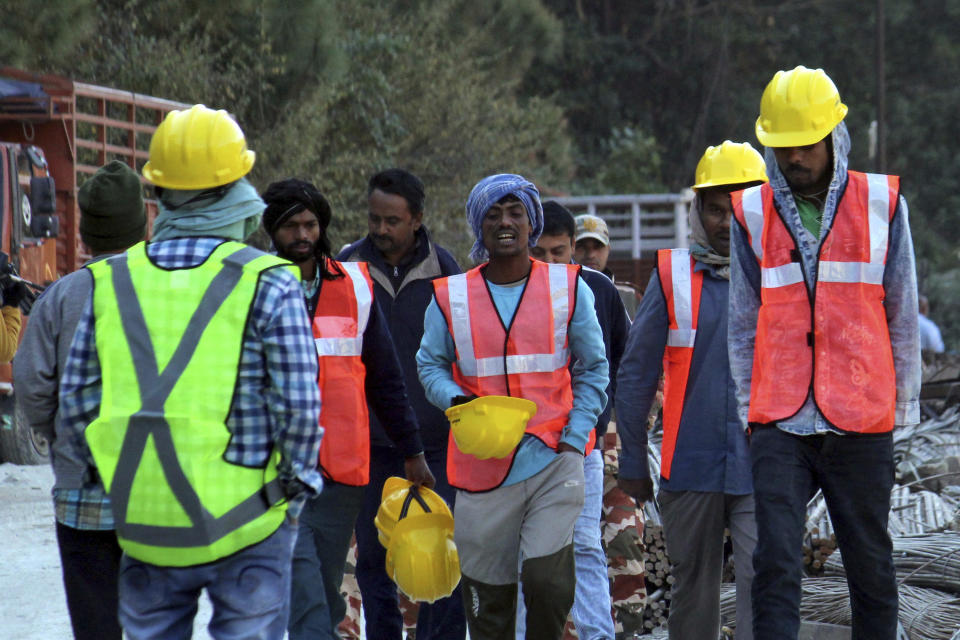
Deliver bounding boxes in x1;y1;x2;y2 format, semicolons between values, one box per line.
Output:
14;258;108;491
728;122;921;433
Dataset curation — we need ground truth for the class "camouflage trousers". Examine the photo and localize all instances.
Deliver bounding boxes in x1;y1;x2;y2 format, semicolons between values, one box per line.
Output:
599;429;647;640
338;538;419;639
338;431;647;640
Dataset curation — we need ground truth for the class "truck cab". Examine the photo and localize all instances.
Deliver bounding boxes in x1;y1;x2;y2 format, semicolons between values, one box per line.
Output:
0;68;187;463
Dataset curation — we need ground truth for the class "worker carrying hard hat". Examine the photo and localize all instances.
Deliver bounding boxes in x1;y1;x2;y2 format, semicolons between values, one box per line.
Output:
58;104;324;639
374;477;460;604
618;140;766;640
728;66;921;639
416;173;609;639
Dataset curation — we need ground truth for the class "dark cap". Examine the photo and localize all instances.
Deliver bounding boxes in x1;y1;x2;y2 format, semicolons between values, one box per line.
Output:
78;160;146;252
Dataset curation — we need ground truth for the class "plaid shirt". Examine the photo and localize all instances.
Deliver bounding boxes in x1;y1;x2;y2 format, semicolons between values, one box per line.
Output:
59;237;323;522
54;487;114;530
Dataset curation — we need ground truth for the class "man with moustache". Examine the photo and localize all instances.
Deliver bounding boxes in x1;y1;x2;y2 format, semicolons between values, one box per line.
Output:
338;168;465;639
618;142;767;640
262;178;433;640
729;66;920;639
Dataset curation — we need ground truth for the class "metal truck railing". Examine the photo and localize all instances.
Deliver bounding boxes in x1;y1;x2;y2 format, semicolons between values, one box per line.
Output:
0;67;189;274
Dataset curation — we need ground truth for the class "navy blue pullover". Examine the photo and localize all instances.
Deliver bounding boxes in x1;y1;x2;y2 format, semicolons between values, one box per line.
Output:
578;267;630;441
615;261;751;495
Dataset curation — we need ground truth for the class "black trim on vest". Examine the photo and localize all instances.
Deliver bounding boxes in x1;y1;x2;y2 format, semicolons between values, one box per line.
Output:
106;246;284;548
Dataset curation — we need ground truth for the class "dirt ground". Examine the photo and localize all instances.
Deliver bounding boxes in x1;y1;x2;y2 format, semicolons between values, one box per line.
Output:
0;462;218;639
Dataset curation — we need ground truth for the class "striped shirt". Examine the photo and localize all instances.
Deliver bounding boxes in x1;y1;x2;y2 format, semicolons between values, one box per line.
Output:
58;237;324;520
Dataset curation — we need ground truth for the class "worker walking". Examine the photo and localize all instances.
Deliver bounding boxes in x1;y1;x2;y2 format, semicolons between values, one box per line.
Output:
417;174;609;640
58;105;323;640
15;160;147;640
524;200;630;640
729;67;920;639
260;177;434;639
617;142;767;639
338;168;466;639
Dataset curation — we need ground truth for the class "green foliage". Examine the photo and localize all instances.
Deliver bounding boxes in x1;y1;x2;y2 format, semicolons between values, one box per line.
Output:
67;0;284;126
587;126;667;194
923;268;960;353
2;0;958;342
255;0;574;260
0;0;96;68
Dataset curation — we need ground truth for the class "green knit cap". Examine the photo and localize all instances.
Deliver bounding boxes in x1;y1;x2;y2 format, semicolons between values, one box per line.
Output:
78;160;146;251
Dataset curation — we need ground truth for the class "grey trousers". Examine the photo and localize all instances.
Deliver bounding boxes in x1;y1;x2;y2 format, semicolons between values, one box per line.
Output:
659;490;757;640
454;451;585;639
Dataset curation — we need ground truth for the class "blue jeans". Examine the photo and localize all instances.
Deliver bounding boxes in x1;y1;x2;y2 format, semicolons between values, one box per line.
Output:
355;445;466;640
118;518;297;640
288;482;366;640
750;426;897;640
516;449;613;640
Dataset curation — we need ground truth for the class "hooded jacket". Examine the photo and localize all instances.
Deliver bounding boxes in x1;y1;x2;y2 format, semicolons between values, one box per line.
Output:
729;122;921;434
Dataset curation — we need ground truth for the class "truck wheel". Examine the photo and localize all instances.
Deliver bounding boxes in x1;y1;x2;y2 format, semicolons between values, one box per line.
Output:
0;403;49;465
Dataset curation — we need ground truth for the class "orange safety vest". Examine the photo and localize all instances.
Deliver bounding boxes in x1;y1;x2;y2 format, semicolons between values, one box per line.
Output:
656;249;704;480
730;171;899;433
313;259;374;485
433;259;593;492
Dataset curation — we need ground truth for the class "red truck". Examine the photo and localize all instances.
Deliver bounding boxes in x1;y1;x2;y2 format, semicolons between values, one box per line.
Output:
0;68;187;463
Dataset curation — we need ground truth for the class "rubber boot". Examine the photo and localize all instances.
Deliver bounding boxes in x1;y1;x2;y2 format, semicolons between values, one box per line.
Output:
460;574;518;640
520;544;575;640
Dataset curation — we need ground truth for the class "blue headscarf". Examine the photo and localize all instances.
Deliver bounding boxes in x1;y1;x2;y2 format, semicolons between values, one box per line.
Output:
465;173;543;263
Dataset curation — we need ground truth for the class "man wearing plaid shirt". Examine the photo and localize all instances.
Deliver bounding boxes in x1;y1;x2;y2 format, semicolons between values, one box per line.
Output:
59;105;322;640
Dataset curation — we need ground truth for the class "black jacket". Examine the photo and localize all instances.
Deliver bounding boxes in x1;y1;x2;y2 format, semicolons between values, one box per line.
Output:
578;266;630;440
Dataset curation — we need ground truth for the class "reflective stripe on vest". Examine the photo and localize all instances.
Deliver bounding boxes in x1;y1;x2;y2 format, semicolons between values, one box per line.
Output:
84;242;293;567
313;261;373;357
657;249;703;481
445;262;571;377
731;171;899;432
434;259;590;492
314;259;373;485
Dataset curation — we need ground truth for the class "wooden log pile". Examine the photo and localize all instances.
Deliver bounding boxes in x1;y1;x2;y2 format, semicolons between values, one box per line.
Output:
803;490;838;576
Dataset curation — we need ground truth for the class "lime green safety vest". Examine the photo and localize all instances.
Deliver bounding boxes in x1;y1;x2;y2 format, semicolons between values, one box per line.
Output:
84;241;299;567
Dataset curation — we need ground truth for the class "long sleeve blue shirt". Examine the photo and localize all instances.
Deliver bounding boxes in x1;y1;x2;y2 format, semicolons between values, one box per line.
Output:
616;262;751;494
416;273;608;486
728;122;921;434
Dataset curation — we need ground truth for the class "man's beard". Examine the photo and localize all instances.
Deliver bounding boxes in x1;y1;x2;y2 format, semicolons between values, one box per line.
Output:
280;241;316;263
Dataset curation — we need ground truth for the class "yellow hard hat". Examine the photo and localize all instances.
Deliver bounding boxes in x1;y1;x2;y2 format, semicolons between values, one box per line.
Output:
385;512;461;603
444;396;537;460
692;141;768;191
142;104;255;190
375;477;453;550
755;66;848;148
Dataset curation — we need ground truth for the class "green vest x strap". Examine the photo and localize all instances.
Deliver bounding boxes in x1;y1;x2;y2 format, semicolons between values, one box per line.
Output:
85;241;293;567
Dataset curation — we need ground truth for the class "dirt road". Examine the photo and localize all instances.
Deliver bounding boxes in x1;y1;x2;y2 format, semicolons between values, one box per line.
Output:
0;463;217;639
